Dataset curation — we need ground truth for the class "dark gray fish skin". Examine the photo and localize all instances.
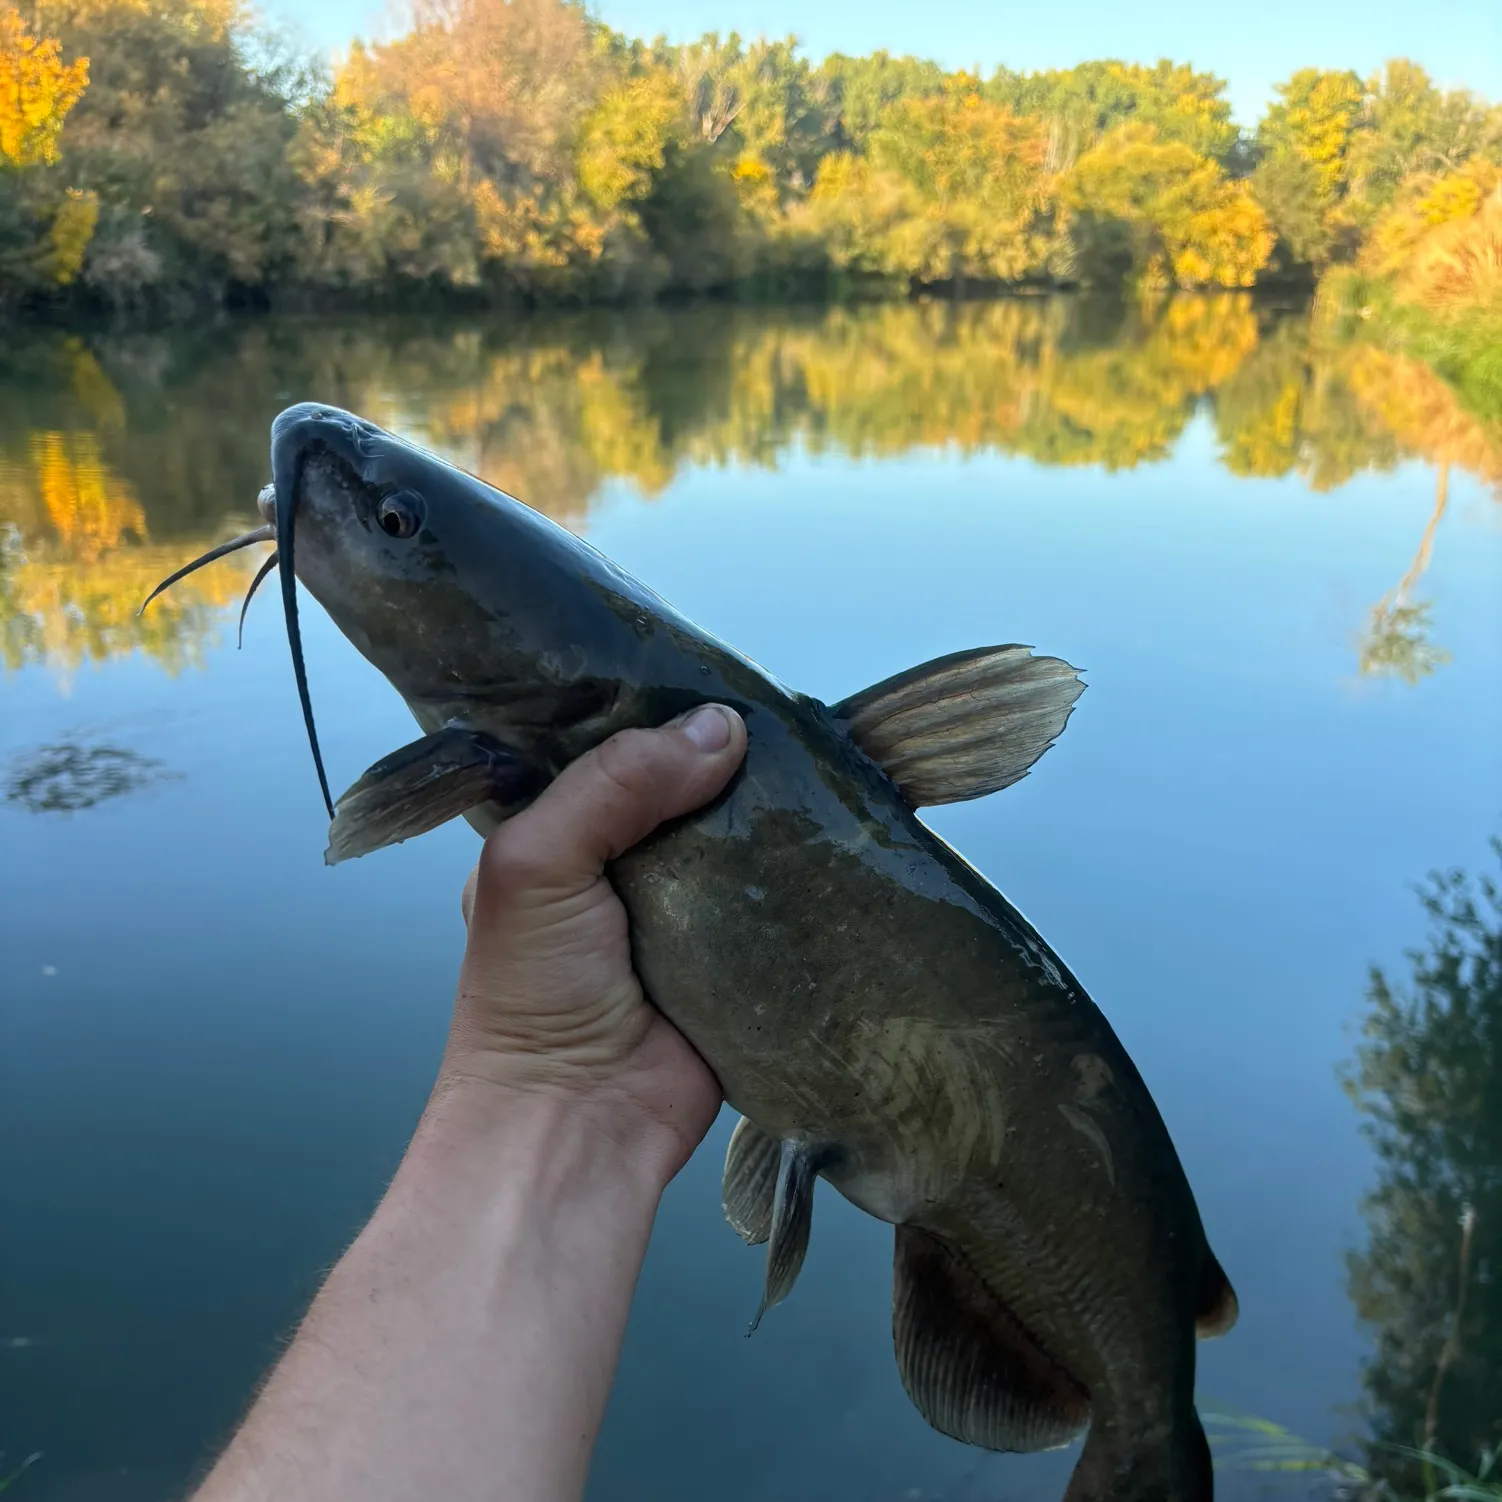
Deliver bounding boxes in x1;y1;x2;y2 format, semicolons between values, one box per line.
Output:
258;402;1234;1501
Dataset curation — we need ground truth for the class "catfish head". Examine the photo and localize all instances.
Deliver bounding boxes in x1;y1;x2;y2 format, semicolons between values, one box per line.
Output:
262;402;711;737
143;403;757;861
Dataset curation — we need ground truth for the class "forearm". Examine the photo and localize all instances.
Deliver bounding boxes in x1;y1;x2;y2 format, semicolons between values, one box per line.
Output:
192;1075;676;1502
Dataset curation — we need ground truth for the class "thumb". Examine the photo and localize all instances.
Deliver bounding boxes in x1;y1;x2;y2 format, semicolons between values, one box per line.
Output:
469;704;747;915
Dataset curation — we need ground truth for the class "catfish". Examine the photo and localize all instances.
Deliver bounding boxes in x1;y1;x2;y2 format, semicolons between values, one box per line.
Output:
147;403;1237;1501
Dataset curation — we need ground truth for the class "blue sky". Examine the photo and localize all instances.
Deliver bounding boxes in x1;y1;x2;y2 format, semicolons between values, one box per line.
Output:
260;0;1501;127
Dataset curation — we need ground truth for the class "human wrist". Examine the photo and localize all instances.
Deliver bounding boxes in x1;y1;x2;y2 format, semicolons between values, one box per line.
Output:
418;1055;689;1198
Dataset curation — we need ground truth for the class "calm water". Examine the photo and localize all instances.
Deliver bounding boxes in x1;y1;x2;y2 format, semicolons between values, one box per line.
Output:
2;297;1499;1502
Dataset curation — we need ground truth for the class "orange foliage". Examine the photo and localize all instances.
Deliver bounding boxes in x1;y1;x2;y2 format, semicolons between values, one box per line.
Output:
0;428;259;675
0;4;88;167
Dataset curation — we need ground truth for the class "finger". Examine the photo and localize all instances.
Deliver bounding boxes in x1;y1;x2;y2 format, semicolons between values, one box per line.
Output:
461;864;479;927
478;705;746;900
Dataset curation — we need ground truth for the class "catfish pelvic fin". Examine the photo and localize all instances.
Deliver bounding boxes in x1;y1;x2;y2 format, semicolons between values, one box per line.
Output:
722;1115;781;1246
893;1224;1090;1452
748;1139;819;1333
325;727;547;865
831;645;1085;808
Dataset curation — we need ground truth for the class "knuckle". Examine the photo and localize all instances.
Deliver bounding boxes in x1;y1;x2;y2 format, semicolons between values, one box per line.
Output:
592;728;668;807
478;823;559;898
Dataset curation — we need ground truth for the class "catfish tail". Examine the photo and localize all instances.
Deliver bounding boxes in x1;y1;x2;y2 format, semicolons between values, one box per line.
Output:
1063;1409;1214;1502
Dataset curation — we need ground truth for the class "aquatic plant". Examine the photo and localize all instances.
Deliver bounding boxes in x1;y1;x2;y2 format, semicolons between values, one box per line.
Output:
1208;1411;1502;1501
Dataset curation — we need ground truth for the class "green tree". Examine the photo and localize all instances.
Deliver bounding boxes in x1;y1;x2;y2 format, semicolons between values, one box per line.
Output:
1249;148;1335;271
1347;61;1499;223
650;32;836;210
816;50;945;151
32;0;305;309
988;59;1240;168
1252;66;1366;271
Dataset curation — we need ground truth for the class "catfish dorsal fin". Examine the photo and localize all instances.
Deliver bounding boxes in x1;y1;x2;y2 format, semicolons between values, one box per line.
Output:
831;645;1085;808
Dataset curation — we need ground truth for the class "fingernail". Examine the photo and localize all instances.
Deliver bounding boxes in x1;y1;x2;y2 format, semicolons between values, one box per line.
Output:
680;704;733;752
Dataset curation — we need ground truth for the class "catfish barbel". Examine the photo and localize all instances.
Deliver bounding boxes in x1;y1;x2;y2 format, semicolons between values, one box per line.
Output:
147;403;1237;1501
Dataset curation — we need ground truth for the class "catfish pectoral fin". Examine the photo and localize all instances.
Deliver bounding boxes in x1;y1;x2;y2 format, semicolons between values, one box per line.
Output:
325;728;547;865
747;1139;818;1334
832;645;1085;807
893;1224;1090;1453
722;1114;780;1246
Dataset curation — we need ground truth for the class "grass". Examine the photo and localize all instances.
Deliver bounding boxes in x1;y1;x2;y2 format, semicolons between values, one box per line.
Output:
1207;1412;1502;1501
1318;262;1502;428
1380;304;1502;428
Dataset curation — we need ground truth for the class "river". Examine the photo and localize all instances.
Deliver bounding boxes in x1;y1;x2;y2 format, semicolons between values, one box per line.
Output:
2;295;1499;1501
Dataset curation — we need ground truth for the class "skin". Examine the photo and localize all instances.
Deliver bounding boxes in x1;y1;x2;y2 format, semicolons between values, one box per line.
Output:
240;403;1231;1499
190;705;749;1502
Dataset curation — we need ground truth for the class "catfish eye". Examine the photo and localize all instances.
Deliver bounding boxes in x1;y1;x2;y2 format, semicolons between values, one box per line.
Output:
377;490;423;539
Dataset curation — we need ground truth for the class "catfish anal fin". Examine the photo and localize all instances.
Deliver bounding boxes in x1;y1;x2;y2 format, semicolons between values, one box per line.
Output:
325;727;546;865
748;1139;818;1333
722;1115;780;1246
893;1224;1090;1452
832;645;1085;808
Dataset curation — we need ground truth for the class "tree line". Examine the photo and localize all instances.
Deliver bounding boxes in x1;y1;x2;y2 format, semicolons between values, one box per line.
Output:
1;0;1499;320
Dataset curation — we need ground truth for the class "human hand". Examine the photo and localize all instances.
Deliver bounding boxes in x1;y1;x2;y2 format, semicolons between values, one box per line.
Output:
190;704;750;1502
440;704;748;1176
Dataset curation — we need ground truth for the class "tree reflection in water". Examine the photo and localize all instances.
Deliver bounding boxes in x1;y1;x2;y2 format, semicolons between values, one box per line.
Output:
1342;841;1502;1493
1;300;1497;683
4;741;176;812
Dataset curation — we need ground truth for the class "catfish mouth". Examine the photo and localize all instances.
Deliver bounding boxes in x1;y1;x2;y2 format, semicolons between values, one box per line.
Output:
141;403;384;821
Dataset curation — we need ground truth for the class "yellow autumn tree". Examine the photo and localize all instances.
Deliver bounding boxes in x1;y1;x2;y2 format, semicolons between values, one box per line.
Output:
0;4;88;167
1362;161;1502;302
0;5;97;295
312;0;610;295
1260;68;1365;203
809;81;1051;286
578;71;690;214
1064;124;1274;289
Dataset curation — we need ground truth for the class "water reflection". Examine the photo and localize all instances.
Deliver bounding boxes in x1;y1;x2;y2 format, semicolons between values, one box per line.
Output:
1342;841;1502;1490
0;415;260;676
4;742;176;813
1356;462;1455;686
1;298;1496;680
